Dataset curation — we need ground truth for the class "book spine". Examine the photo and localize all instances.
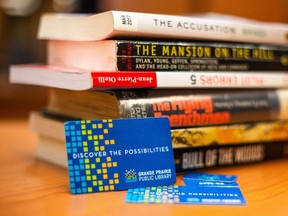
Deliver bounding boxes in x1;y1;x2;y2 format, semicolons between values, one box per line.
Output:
112;11;288;45
36;111;288;148
116;89;288;128
174;141;288;172
116;41;288;71
91;71;288;89
171;120;288;147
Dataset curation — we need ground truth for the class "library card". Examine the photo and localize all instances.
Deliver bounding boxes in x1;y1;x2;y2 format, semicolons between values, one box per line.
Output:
126;185;246;205
64;117;176;194
183;173;238;184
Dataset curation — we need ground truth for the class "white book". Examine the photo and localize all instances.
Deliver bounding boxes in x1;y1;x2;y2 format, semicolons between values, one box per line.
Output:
29;112;67;167
36;135;67;168
9;64;288;90
38;10;288;45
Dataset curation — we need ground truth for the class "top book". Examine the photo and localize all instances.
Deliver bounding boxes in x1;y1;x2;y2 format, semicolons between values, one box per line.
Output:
37;10;288;45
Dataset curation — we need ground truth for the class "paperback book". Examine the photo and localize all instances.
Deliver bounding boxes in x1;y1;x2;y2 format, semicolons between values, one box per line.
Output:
10;64;288;90
48;40;288;72
38;10;288;45
34;133;288;171
46;88;288;128
174;141;288;172
29;112;288;171
30;111;288;148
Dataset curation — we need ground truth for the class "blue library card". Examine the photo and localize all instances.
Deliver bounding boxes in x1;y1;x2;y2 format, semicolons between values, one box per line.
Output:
183;173;238;184
126;185;246;205
183;173;238;188
184;180;239;187
64;118;176;194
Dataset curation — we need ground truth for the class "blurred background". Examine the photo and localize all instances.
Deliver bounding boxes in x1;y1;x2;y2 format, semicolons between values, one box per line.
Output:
1;0;288;119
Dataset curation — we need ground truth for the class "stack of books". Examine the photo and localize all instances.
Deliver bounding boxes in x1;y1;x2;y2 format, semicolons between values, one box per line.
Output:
10;11;288;172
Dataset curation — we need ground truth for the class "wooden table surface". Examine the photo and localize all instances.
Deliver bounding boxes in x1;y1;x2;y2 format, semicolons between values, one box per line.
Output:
1;119;288;216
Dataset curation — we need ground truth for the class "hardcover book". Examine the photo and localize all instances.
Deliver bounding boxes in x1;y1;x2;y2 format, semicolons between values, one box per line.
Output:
37;10;288;45
45;88;288;128
48;40;288;72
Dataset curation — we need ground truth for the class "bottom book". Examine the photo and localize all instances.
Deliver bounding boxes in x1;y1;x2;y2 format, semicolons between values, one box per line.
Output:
35;133;288;172
174;141;288;172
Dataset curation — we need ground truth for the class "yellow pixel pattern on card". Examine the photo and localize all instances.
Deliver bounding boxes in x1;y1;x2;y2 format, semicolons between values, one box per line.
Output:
65;120;119;194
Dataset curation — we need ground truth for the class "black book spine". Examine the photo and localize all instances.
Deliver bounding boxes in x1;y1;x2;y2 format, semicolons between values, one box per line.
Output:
115;41;288;71
174;141;288;173
117;89;288;128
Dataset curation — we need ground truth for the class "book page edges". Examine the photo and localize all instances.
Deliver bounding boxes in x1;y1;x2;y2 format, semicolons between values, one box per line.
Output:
38;11;115;41
9;65;92;90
